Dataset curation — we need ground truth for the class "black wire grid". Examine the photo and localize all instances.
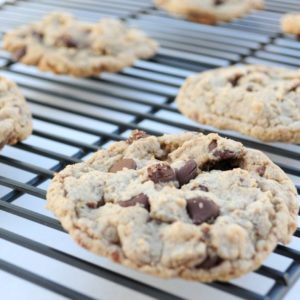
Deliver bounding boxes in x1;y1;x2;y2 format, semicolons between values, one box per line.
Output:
0;0;300;299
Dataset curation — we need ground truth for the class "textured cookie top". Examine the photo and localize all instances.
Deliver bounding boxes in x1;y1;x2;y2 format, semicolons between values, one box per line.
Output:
154;0;264;24
177;65;300;142
0;76;32;149
3;12;158;77
281;14;300;35
47;131;298;282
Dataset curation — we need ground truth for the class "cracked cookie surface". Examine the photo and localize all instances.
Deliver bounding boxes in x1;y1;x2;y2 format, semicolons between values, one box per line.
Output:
177;65;300;143
154;0;264;24
0;76;32;150
47;130;298;282
3;12;158;77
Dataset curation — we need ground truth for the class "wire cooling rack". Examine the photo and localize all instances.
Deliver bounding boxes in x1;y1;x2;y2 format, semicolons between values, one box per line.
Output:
0;1;299;299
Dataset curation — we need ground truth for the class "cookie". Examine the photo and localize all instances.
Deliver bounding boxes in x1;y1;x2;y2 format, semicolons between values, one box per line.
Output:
47;130;298;282
154;0;264;25
3;12;158;77
0;76;32;150
250;0;264;9
281;13;300;36
177;65;300;143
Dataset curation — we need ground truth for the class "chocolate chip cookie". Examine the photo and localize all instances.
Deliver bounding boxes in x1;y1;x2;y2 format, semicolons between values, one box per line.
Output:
154;0;264;25
0;76;32;150
177;65;300;143
47;130;298;282
281;13;300;36
3;12;158;77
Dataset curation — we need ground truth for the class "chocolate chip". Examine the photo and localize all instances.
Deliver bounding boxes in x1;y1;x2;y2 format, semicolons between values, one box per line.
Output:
213;149;236;160
214;0;224;5
87;199;105;209
148;163;176;184
57;34;78;48
246;86;254;92
199;185;209;192
119;193;150;211
109;159;137;173
196;256;223;269
229;74;243;87
12;47;26;61
256;165;266;176
208;140;218;152
288;83;300;93
186;197;219;225
127;130;149;144
176;160;198;187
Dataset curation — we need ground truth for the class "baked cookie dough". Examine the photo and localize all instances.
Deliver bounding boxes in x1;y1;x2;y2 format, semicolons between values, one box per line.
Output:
3;12;158;77
47;130;298;282
0;76;32;150
177;65;300;143
281;13;300;36
154;0;264;25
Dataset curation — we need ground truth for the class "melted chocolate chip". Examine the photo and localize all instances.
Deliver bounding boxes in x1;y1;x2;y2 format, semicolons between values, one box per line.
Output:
256;165;266;176
12;47;26;61
127;130;149;144
246;86;254;92
118;193;150;211
208;140;218;152
186;197;219;225
196;256;223;269
214;0;224;5
229;73;243;87
176;160;198;187
148;163;176;184
109;159;137;173
57;34;78;48
87;199;105;209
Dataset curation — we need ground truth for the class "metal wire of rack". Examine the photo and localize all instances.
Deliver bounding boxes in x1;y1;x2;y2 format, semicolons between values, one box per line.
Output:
0;0;299;300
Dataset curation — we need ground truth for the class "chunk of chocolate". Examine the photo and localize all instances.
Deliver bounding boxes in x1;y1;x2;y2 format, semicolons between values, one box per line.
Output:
246;86;254;92
196;256;223;269
12;47;26;61
229;73;243;87
256;165;266;177
118;193;150;211
148;163;176;184
208;140;218;152
288;82;300;93
214;0;224;5
86;199;105;209
57;34;78;48
213;149;236;160
176;160;198;187
186;197;219;225
109;159;137;173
